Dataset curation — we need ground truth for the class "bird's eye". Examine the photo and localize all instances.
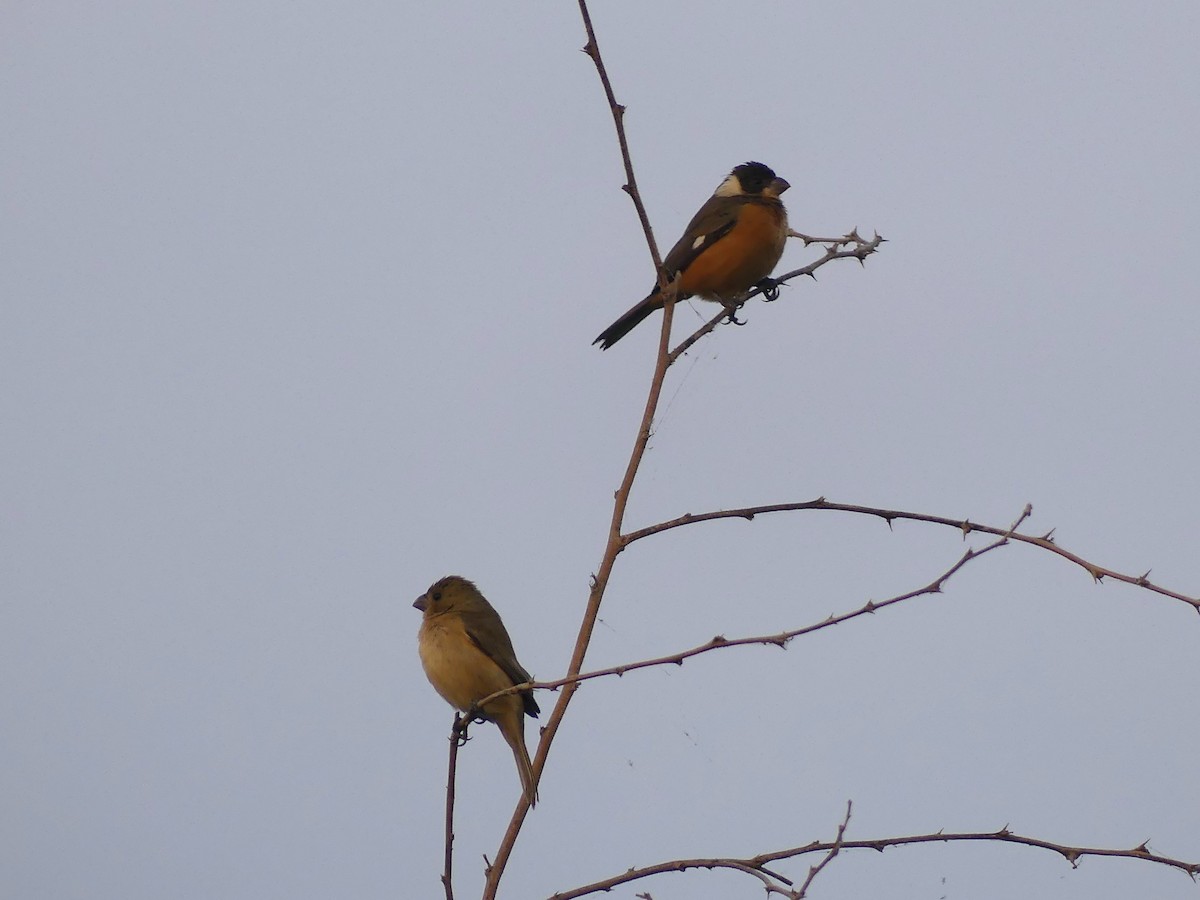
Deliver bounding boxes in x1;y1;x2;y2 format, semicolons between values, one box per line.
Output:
432;591;442;602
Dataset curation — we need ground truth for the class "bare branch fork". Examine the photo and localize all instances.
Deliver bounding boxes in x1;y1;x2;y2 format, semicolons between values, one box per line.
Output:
476;506;1030;708
792;800;853;899
570;802;853;900
547;825;1200;899
469;499;1195;711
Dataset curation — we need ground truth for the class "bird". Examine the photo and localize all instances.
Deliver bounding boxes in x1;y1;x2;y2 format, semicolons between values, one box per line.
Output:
413;575;540;806
594;161;790;350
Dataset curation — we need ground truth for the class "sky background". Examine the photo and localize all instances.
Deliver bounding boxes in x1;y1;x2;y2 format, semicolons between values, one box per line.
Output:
3;2;1199;898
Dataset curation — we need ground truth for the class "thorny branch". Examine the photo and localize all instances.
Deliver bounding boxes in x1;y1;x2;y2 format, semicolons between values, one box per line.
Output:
482;1;881;892
792;801;853;899
478;507;1030;708
622;499;1200;611
438;714;470;900
480;1;674;895
670;229;883;360
475;500;1196;712
547;825;1200;899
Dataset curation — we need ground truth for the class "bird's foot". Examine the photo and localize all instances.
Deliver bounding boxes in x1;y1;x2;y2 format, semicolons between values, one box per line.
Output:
756;277;782;302
722;305;746;326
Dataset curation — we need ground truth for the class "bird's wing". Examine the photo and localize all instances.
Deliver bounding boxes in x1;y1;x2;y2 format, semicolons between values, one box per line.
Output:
658;196;741;282
460;611;526;684
461;607;540;717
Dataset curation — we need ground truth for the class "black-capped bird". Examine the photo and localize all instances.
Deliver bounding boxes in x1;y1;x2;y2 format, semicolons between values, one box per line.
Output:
594;161;790;350
414;576;540;806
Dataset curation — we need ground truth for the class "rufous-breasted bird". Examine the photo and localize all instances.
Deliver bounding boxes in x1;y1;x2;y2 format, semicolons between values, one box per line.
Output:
594;161;790;349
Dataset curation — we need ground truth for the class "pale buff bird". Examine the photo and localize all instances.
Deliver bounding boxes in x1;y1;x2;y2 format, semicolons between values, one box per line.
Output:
414;576;539;806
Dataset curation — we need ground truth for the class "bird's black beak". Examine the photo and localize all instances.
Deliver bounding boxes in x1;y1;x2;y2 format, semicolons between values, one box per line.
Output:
771;177;790;195
413;595;428;611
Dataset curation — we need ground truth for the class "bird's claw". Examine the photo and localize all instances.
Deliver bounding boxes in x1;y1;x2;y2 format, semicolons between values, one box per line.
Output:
452;713;474;745
756;277;782;302
721;304;746;327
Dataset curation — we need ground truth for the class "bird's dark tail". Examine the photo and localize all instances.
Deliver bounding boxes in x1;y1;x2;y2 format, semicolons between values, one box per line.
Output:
593;291;663;350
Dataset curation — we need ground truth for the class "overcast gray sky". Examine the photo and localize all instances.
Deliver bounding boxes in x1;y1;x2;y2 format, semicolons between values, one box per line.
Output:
3;2;1198;898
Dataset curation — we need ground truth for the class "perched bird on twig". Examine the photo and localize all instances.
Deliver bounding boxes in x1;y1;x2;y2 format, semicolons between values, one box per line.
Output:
414;575;540;806
594;161;790;349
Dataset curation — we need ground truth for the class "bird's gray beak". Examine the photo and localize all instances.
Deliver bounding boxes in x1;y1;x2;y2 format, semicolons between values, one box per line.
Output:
771;177;790;194
413;595;428;611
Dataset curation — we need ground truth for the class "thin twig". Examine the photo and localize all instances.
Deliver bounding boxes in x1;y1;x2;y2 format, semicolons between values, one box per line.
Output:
439;714;468;900
794;801;853;899
578;2;660;271
670;231;883;360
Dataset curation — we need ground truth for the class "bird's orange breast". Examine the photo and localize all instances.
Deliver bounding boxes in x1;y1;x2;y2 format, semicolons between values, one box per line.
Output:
678;202;787;301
